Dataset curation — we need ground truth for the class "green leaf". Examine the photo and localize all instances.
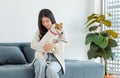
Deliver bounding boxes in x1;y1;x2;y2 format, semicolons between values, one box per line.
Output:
102;20;111;27
89;26;98;31
100;32;109;37
87;45;98;59
97;47;112;59
108;39;118;47
106;30;118;38
90;42;99;51
97;49;104;57
85;14;98;25
86;20;97;28
99;15;105;21
104;47;112;59
86;33;108;49
85;33;97;45
93;35;108;49
88;13;97;21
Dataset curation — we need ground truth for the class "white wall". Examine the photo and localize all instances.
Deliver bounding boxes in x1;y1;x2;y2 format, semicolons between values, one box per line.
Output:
0;0;95;61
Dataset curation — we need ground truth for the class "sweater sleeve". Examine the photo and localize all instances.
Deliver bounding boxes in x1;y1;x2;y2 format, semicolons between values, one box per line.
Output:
31;30;45;52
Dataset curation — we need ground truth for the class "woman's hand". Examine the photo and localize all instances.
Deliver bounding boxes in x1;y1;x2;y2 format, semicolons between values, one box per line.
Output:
43;43;56;52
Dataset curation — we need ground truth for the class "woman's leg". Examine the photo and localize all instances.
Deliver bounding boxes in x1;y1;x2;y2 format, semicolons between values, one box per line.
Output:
46;61;61;78
34;60;46;78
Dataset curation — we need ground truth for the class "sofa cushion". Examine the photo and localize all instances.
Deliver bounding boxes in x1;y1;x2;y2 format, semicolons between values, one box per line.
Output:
21;43;35;63
0;64;34;78
0;46;27;65
61;60;104;78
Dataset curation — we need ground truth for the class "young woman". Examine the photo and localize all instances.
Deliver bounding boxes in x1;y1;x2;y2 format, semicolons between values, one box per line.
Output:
31;9;68;78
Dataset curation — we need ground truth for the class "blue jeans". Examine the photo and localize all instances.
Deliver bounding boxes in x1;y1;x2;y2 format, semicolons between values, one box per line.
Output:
34;60;61;78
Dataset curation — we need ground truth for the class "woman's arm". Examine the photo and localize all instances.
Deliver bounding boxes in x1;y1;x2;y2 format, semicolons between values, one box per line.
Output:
31;30;44;51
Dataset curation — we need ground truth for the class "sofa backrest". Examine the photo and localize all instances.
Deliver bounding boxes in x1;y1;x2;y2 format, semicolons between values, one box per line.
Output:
0;42;35;63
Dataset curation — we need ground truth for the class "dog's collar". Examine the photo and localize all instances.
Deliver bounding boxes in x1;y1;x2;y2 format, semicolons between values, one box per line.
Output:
49;29;58;35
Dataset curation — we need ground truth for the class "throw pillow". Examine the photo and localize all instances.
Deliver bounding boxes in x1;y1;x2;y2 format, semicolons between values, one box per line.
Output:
21;43;35;63
0;46;27;65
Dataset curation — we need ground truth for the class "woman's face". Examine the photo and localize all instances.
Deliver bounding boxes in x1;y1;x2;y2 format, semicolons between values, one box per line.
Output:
42;16;52;30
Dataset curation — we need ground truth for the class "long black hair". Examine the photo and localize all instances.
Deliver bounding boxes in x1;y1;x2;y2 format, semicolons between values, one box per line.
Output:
38;9;56;39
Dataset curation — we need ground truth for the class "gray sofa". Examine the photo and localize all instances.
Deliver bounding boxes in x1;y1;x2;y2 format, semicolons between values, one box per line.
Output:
0;42;104;78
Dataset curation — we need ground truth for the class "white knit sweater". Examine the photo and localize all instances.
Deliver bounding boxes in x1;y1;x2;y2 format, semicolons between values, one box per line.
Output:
31;24;68;74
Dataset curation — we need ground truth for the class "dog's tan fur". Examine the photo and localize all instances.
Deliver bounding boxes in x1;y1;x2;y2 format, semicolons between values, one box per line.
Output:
55;23;63;30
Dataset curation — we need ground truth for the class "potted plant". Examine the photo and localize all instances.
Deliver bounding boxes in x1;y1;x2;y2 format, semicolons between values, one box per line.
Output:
85;13;118;78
